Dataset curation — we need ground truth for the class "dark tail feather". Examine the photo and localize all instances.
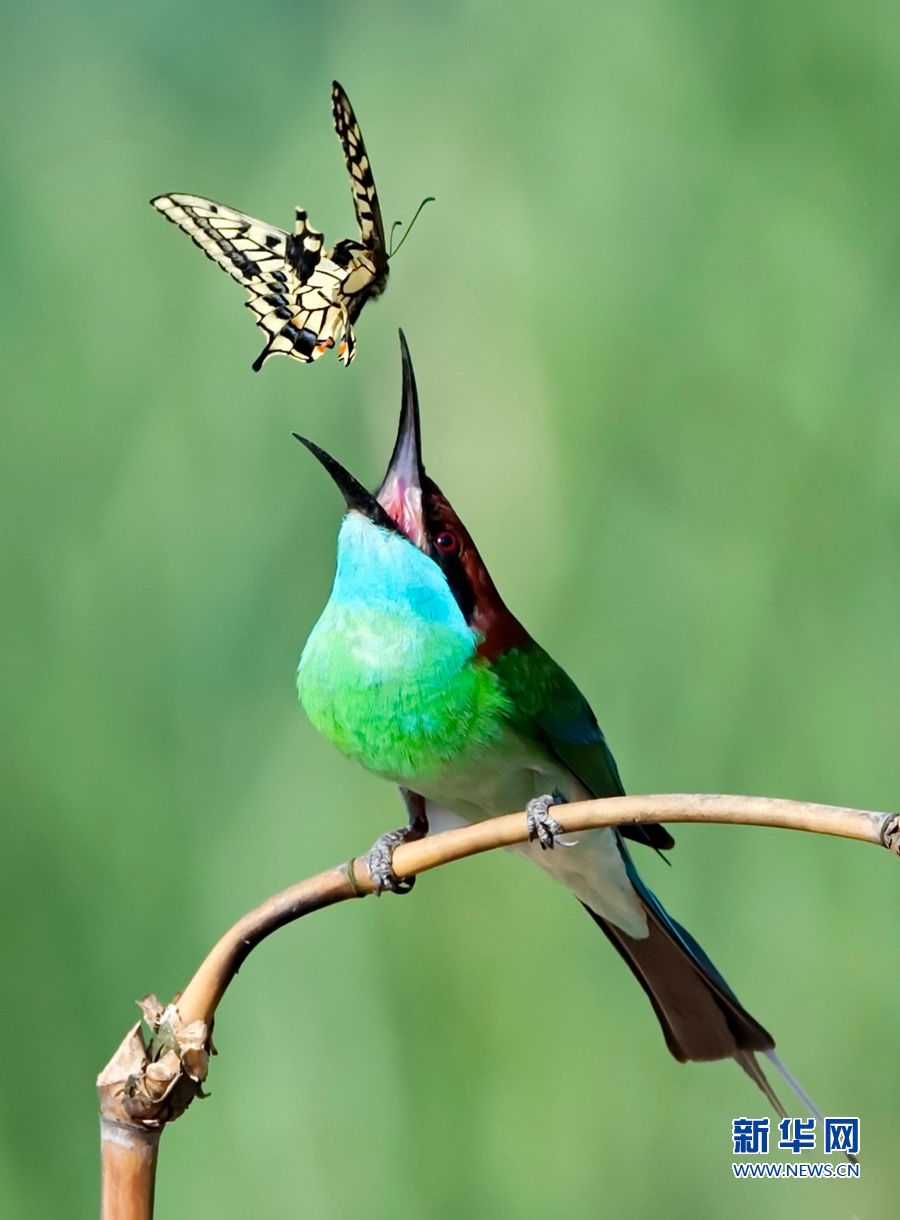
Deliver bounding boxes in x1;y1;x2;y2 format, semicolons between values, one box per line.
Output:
583;833;817;1114
735;1050;786;1117
584;903;781;1098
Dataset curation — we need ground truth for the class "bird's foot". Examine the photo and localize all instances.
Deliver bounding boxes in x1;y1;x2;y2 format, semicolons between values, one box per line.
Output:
526;794;567;850
365;826;420;895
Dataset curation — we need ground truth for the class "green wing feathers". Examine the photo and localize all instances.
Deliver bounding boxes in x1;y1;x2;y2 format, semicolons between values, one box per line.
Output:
493;643;675;851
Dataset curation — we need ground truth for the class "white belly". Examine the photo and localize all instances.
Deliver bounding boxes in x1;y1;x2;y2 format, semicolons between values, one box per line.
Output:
410;727;648;939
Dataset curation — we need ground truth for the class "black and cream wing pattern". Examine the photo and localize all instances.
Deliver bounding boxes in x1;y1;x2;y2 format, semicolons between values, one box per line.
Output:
151;83;388;370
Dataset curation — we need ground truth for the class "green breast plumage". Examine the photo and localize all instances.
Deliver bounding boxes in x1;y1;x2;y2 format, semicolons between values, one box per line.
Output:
297;513;511;782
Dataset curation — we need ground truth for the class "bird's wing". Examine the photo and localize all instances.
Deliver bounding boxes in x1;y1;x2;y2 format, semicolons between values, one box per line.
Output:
493;642;675;852
490;648;805;1110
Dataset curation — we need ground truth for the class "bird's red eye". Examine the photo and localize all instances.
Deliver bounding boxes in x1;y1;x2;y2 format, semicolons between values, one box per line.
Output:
434;531;459;555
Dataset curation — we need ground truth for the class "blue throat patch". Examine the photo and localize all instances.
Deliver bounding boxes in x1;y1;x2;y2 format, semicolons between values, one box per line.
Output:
325;511;474;639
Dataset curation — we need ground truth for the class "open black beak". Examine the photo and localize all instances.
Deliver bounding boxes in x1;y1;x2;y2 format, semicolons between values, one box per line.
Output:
295;332;428;543
375;330;428;548
293;434;398;532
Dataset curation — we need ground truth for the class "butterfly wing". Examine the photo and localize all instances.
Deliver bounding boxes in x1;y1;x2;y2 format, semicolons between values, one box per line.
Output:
150;194;298;290
246;220;351;369
151;194;351;367
151;86;388;369
331;82;388;286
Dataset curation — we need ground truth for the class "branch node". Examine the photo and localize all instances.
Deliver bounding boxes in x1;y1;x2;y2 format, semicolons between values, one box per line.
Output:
881;814;900;855
96;998;213;1132
342;856;368;897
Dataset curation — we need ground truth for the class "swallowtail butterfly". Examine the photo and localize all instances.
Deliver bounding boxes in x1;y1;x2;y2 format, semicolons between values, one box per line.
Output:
151;83;387;370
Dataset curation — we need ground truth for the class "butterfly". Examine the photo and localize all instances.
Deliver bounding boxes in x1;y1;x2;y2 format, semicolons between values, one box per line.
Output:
151;83;388;370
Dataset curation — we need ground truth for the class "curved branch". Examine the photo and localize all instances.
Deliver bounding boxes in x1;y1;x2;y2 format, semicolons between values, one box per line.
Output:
176;792;892;1028
97;792;898;1219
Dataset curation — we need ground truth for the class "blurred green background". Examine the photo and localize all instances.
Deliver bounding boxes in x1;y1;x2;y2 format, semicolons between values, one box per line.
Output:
2;0;900;1215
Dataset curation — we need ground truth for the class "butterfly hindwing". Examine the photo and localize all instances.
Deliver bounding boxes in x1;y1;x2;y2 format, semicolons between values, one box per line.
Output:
150;83;388;369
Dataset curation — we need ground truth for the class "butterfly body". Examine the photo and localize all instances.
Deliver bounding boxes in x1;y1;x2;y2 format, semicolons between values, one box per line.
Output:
151;83;387;369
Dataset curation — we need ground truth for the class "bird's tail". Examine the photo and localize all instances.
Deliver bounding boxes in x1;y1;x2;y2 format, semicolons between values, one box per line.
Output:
584;833;818;1116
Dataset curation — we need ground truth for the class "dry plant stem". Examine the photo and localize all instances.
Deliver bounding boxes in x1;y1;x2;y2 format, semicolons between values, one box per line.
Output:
385;792;888;887
176;792;890;1028
98;793;896;1220
176;866;358;1029
99;1122;159;1220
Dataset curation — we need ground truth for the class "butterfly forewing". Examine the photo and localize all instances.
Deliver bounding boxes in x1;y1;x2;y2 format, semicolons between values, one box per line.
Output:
330;82;387;262
150;195;296;289
150;82;388;369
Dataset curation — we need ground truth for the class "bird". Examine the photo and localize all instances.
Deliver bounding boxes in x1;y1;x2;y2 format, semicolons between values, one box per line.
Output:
294;331;819;1114
151;82;388;370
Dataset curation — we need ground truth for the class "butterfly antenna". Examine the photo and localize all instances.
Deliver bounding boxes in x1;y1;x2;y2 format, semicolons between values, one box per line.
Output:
388;197;435;259
389;219;404;256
